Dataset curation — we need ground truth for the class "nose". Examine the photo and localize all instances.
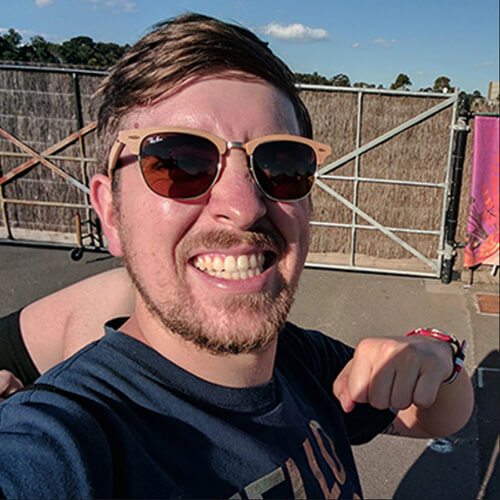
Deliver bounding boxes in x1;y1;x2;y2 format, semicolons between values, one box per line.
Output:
206;148;267;230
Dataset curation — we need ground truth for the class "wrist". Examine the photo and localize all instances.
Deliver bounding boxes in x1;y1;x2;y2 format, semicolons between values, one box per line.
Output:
406;328;466;384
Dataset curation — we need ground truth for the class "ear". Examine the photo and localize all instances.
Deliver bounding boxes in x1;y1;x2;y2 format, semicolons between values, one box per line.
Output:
90;174;123;257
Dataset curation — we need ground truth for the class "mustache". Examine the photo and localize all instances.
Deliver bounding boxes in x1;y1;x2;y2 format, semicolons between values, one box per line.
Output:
180;227;286;257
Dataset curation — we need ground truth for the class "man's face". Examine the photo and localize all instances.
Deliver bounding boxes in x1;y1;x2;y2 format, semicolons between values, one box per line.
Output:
104;74;310;354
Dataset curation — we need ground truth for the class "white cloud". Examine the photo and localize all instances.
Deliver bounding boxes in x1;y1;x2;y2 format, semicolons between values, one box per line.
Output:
476;61;495;67
373;37;397;47
261;23;330;43
35;0;53;7
81;0;137;13
104;0;137;13
352;42;361;49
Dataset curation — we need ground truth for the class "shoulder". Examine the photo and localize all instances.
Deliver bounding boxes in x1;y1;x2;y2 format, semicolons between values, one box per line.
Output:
279;322;354;364
0;383;112;498
277;322;354;382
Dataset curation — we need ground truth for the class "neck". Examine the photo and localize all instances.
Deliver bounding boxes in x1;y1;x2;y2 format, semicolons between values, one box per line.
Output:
120;304;278;388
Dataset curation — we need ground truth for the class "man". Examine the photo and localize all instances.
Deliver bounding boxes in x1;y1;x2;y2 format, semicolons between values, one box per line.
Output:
0;13;473;499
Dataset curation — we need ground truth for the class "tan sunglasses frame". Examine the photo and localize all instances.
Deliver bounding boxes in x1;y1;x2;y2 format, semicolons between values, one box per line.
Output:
109;126;331;174
107;126;332;201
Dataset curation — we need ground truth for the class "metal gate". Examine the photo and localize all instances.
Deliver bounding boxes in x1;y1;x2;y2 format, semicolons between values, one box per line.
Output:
0;64;106;253
299;84;459;279
0;65;462;277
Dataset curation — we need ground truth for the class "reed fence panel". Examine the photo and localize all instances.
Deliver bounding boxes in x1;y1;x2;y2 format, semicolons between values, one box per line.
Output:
1;64;497;274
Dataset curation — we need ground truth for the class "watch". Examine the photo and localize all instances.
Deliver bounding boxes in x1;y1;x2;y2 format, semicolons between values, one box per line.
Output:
406;327;466;384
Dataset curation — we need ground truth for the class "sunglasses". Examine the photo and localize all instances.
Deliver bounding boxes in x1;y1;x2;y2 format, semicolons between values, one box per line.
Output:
108;127;331;202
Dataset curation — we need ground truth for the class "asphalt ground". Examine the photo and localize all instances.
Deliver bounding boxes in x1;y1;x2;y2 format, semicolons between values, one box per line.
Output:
1;243;498;500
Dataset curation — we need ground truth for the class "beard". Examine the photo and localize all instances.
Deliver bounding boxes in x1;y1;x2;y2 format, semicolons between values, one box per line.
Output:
120;227;299;355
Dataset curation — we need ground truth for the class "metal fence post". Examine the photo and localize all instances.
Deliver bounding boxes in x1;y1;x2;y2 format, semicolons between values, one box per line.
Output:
71;71;100;250
441;96;473;283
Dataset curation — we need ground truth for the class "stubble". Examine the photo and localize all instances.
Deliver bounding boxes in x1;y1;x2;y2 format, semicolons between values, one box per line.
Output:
121;227;298;355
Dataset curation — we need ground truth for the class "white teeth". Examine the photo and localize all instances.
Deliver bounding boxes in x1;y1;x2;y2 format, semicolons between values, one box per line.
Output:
237;255;249;271
196;259;207;271
225;255;236;272
193;252;267;280
213;256;224;272
249;254;257;268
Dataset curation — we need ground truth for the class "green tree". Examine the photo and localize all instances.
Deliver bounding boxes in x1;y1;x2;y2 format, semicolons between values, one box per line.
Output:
472;90;484;100
58;36;97;65
331;73;351;87
21;36;60;64
459;89;485;107
3;28;22;48
94;42;129;67
390;73;412;90
0;29;128;67
294;71;330;85
433;76;452;93
0;29;23;61
353;82;375;89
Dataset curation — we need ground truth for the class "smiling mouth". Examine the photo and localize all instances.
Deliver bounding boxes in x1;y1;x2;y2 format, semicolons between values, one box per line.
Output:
192;252;273;280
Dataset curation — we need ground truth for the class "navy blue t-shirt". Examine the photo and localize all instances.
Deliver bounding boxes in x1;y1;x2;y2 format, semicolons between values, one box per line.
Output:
0;321;395;499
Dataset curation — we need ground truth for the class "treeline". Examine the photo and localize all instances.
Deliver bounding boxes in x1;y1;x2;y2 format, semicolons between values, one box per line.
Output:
0;28;487;103
0;28;129;67
294;71;486;103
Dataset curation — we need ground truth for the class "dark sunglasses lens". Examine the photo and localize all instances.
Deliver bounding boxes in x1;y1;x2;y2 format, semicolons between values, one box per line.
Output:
140;133;219;199
252;141;317;200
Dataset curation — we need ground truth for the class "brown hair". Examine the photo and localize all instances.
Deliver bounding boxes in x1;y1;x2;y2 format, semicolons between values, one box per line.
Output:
96;12;312;171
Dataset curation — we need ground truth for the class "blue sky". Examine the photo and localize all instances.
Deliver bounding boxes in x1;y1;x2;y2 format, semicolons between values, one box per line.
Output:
1;0;498;95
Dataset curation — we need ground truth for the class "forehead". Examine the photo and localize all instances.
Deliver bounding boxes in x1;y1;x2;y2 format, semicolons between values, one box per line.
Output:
123;74;300;138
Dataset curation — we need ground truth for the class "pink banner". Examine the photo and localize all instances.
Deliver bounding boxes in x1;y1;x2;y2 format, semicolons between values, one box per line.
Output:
464;115;499;268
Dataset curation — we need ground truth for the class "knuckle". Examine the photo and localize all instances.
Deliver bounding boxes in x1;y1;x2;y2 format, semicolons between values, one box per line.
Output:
391;396;412;411
369;389;389;410
355;339;372;356
356;337;399;362
378;338;406;361
370;398;388;410
413;393;434;408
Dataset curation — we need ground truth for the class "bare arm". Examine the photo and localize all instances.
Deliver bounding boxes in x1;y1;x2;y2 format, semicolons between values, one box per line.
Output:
333;335;474;438
20;267;135;374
